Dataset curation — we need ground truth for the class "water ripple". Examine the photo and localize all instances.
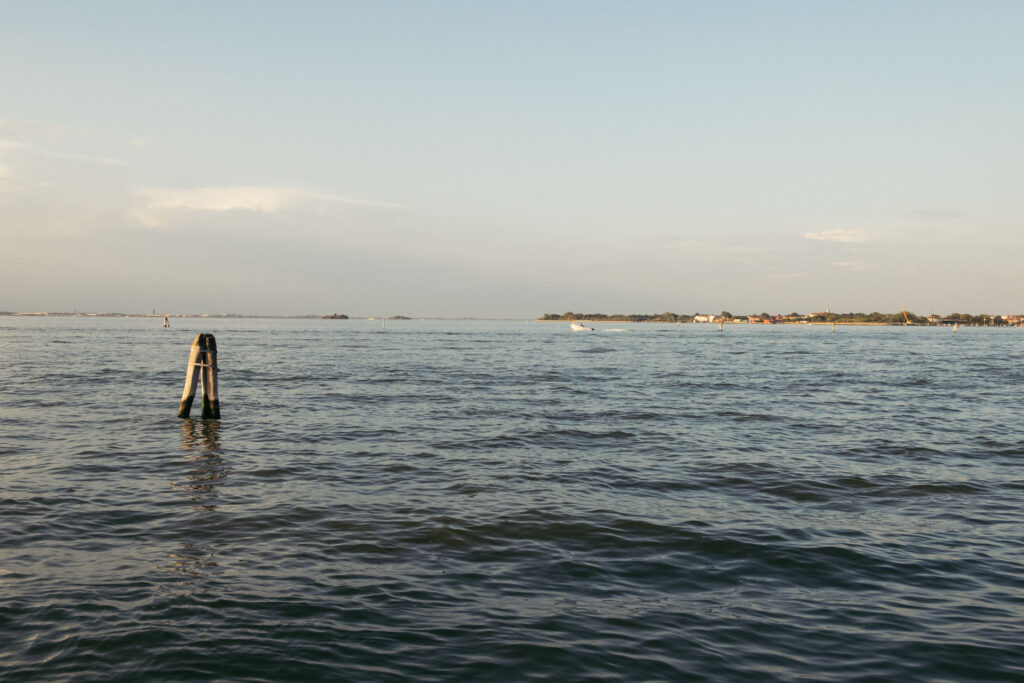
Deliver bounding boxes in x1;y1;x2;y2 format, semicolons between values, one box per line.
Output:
1;319;1022;680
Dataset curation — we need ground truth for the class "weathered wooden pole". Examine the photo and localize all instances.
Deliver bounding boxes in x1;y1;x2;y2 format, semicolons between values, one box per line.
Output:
178;334;203;418
200;334;220;419
178;333;220;419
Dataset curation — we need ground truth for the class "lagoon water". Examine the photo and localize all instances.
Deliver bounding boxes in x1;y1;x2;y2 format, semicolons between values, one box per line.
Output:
1;317;1022;681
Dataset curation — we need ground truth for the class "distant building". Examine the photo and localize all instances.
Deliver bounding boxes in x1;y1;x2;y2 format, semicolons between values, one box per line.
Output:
693;314;714;323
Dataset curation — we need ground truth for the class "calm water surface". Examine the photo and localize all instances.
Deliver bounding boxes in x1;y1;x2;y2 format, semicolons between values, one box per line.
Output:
1;318;1022;681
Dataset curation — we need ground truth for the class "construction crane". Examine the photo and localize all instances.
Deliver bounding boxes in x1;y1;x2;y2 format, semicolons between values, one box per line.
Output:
900;306;913;325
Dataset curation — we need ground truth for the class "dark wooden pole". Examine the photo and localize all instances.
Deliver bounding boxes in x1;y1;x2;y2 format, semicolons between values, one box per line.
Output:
200;334;220;419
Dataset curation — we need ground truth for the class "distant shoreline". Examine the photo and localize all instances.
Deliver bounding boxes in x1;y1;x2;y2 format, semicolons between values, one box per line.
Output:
0;312;525;321
1;311;1019;327
539;314;1023;327
541;320;935;327
540;319;898;326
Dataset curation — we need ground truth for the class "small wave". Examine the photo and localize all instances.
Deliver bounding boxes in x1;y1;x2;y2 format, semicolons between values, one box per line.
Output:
906;482;988;495
713;410;785;422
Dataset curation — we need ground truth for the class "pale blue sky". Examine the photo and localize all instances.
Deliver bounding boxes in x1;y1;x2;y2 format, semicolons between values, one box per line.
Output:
1;1;1022;316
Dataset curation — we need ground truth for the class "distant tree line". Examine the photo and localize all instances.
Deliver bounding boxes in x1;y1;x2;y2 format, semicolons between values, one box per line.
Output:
807;311;920;324
808;311;1009;325
944;313;1007;325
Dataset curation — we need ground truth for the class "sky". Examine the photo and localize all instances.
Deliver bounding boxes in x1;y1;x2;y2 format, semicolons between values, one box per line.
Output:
1;1;1022;317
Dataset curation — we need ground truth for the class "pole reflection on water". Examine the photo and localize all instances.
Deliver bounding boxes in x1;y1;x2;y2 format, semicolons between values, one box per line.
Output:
166;419;226;582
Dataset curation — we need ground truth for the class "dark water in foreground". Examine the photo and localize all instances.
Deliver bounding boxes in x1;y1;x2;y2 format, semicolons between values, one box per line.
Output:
1;318;1022;681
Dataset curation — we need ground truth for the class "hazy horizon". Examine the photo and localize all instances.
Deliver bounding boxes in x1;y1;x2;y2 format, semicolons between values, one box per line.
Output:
3;2;1022;317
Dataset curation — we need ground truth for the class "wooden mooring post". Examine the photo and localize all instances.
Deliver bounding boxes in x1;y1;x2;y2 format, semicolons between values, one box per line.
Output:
178;333;220;419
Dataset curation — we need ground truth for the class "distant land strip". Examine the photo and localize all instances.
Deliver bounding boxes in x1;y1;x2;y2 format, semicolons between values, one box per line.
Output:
2;310;1022;326
0;312;493;320
540;311;1024;326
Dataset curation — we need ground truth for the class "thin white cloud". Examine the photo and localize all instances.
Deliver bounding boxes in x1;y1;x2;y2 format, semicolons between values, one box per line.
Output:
141;186;299;213
48;151;125;167
0;135;124;167
831;261;874;271
804;229;866;243
138;185;398;213
664;232;803;253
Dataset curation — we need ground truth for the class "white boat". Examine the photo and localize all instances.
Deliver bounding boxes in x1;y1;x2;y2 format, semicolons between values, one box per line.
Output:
569;320;593;332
